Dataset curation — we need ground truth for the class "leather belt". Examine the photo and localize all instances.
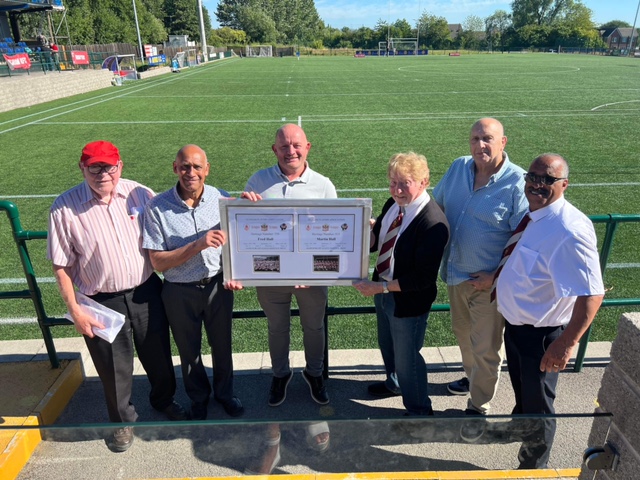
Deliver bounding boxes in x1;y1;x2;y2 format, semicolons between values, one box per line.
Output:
171;272;222;286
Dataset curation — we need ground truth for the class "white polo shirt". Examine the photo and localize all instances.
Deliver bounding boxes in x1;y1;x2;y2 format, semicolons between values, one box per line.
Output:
497;197;604;327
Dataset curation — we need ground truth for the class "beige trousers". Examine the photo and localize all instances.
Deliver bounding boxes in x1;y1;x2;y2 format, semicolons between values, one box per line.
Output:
448;282;505;413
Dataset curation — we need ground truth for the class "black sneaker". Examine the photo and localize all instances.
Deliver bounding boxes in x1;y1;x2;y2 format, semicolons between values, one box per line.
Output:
190;401;208;421
367;381;401;398
269;371;293;407
302;369;329;405
460;408;486;443
447;377;470;395
157;401;188;421
220;396;245;417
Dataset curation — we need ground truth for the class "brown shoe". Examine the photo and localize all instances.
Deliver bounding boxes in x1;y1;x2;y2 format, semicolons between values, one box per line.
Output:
108;426;134;452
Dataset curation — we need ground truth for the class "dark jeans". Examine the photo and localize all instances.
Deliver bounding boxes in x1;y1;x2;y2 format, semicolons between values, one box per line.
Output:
85;273;176;422
504;321;564;469
162;274;234;405
375;292;432;415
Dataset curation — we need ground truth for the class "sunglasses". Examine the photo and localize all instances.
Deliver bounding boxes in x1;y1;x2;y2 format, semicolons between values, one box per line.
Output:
523;172;566;186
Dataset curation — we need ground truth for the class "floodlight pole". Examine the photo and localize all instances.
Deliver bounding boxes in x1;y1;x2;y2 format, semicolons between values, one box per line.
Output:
630;0;640;56
416;0;420;55
198;0;208;63
132;0;144;62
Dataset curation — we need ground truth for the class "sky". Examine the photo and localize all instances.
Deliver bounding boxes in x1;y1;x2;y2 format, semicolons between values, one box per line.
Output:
205;1;640;30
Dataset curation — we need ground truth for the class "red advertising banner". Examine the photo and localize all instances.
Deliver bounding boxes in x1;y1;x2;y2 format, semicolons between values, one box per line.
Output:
3;53;31;70
71;51;90;65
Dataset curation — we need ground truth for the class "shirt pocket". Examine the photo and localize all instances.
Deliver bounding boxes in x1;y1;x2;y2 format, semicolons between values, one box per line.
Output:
508;245;538;277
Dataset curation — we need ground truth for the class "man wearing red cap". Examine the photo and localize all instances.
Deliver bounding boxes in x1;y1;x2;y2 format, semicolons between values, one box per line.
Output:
47;140;187;453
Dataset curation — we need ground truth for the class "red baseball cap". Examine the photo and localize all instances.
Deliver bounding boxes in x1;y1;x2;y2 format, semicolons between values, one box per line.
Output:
80;140;121;166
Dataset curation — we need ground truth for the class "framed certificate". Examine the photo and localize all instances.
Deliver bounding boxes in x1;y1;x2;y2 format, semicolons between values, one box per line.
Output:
220;198;372;286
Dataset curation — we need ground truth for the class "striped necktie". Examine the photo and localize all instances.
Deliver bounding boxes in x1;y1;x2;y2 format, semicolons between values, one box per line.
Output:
490;214;531;303
376;208;404;280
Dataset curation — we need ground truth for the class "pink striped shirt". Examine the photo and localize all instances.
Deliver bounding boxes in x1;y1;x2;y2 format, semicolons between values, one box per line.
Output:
47;179;155;295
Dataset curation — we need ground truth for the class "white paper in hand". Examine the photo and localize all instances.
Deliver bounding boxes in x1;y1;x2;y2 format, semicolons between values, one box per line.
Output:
64;292;125;343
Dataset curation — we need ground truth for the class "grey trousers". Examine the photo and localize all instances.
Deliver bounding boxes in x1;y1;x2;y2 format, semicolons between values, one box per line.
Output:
256;285;328;378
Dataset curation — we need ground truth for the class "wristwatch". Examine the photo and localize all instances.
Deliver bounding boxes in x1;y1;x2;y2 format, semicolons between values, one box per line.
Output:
382;281;389;294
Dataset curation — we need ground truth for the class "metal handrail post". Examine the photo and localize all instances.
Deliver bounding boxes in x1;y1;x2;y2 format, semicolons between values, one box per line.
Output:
574;215;619;371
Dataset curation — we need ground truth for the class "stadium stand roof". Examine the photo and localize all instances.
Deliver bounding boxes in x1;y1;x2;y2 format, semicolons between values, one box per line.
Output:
0;0;64;13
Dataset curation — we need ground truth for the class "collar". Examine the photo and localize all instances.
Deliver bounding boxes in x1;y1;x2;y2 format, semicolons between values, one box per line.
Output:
528;196;565;222
276;162;309;183
80;179;125;204
172;182;208;208
469;152;511;185
391;190;429;217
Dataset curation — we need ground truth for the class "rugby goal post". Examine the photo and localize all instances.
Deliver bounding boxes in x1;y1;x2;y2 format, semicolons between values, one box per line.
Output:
389;37;418;54
245;45;273;57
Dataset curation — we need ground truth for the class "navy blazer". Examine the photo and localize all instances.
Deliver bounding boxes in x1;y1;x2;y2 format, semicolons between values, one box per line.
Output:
372;196;449;317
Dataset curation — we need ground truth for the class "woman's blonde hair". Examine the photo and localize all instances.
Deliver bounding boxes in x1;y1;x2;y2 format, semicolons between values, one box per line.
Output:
388;151;430;186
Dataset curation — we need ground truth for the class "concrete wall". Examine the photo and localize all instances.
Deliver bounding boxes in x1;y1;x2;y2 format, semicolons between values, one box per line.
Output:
580;312;640;480
0;66;172;113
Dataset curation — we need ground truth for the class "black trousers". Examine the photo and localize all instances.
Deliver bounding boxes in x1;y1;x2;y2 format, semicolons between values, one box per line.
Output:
504;321;563;469
162;274;234;405
85;273;177;422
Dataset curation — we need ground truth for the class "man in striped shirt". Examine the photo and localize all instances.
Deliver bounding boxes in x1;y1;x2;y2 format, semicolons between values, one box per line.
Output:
47;140;186;453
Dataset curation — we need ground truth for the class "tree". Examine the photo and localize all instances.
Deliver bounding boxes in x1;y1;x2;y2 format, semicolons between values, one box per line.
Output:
393;19;413;38
599;20;632;29
459;14;484;49
237;5;277;43
215;0;323;45
165;0;205;39
216;0;248;30
511;0;572;28
217;26;247;45
416;12;450;49
485;10;512;51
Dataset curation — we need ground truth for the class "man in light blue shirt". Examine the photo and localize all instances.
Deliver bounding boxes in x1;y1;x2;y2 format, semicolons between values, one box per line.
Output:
433;118;528;421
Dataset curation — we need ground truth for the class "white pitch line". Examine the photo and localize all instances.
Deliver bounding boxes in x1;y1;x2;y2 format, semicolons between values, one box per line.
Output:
592;100;640;111
0;59;240;136
31;110;640;127
2;260;639;323
117;87;640;99
3;182;640;200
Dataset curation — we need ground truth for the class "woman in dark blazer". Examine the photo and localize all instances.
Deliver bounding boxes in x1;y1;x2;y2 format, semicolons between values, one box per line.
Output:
354;152;449;415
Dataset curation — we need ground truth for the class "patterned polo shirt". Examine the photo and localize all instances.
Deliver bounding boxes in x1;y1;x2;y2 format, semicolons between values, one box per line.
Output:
142;184;228;283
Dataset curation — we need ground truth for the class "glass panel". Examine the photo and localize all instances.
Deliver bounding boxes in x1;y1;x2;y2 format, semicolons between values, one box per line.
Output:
6;414;611;478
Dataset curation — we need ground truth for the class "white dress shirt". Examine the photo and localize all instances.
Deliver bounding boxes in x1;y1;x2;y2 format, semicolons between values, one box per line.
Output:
497;197;604;327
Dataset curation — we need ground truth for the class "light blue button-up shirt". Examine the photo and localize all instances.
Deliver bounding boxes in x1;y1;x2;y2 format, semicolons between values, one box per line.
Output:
432;154;528;286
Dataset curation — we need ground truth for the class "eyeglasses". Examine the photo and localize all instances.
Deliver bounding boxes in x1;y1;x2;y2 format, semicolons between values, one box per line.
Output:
86;163;119;175
389;179;415;190
523;172;566;186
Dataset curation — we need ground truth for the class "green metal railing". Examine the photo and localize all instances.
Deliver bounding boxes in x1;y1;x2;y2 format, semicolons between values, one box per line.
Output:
0;201;70;368
1;200;639;370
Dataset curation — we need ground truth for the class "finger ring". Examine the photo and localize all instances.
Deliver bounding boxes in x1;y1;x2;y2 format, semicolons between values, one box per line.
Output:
553;364;559;367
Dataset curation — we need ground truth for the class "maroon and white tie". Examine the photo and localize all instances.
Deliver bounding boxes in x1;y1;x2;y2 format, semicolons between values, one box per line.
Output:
376;208;404;280
490;214;531;303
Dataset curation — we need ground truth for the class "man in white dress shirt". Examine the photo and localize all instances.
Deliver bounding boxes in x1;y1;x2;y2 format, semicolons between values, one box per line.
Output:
495;153;605;469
